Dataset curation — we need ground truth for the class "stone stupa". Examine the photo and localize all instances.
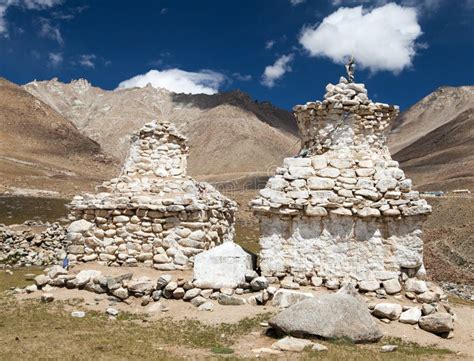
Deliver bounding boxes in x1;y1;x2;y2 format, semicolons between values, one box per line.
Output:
250;58;432;286
67;120;236;270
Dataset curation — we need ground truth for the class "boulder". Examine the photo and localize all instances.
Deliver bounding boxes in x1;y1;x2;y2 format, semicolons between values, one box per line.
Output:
193;242;252;289
269;293;383;343
419;313;453;335
399;307;421;324
250;277;269;291
272;289;314;308
372;303;402;320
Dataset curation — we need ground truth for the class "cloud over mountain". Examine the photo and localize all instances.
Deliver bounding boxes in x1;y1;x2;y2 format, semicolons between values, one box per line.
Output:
299;3;422;73
117;68;226;95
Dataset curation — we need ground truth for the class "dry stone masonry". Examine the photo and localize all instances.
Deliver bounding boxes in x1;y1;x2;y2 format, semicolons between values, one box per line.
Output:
66;120;236;269
250;66;432;288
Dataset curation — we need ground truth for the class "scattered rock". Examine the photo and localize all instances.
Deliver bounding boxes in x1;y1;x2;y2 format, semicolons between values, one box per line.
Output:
218;294;246;306
40;293;54;303
271;337;313;352
198;301;214;311
106;307;119;316
419;313;453;335
372;303;402;320
71;311;86;318
250;276;268;291
312;343;328;352
382;279;401;294
381;345;398;353
405;278;428;294
399;307;421;325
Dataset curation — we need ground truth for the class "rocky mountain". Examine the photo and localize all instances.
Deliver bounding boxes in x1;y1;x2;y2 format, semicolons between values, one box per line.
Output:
389;86;474;191
21;78;473;192
24;79;300;187
0;78;117;196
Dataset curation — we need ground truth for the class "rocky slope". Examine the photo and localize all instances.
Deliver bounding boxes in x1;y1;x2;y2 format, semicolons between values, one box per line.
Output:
0;78;117;196
24;79;299;186
389;86;474;191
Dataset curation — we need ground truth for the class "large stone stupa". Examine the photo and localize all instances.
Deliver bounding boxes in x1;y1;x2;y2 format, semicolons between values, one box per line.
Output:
250;60;432;286
67;120;236;270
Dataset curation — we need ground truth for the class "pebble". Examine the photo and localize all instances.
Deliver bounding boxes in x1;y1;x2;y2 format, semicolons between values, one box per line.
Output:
71;311;86;318
106;307;119;316
381;345;398;353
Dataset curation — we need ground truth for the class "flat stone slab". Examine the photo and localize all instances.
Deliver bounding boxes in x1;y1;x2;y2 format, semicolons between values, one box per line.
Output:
193;242;252;289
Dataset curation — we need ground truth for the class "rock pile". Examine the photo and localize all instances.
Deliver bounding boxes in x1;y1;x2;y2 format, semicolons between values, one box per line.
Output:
66;120;236;269
22;264;274;310
0;222;67;266
250;71;431;287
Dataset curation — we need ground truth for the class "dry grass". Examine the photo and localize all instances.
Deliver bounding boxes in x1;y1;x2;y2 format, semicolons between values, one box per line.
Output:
0;268;457;360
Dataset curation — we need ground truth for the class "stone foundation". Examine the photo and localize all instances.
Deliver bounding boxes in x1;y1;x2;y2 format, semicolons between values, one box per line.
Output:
258;214;425;282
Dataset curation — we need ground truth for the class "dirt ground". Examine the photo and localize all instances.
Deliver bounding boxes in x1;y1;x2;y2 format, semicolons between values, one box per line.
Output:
10;262;474;359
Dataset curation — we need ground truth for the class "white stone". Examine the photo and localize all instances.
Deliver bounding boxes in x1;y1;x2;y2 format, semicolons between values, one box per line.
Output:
306;205;328;217
359;280;380;292
283;157;311;168
311;156;328;169
193;242;252;289
75;270;102;287
372;303;402;320
271;337;313;352
272;289;314;308
317;167;340;178
67;220;93;234
307;177;335;190
382;279;401;294
405;278;428;294
399;307;421;324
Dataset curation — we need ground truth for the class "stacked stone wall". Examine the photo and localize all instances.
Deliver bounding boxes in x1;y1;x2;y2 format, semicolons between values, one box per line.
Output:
68;205;234;270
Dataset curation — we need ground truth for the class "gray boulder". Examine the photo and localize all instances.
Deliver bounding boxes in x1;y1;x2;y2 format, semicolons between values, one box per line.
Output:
269;293;383;343
419;313;453;335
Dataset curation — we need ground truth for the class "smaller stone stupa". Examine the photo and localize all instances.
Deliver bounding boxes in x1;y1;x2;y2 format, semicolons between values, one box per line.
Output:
67;120;236;270
250;59;432;286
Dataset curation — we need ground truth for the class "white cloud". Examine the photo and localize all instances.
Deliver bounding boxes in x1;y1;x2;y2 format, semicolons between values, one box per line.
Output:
48;51;62;67
0;0;63;36
233;72;252;81
117;68;226;95
79;54;96;68
38;17;63;45
290;0;305;5
261;54;294;88
299;3;422;73
265;40;275;49
331;0;445;14
160;7;167;15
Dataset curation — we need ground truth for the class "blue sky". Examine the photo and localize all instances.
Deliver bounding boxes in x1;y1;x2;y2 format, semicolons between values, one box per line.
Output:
0;0;473;110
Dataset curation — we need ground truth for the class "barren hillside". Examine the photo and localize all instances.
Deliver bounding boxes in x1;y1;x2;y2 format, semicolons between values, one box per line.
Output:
389;86;474;191
24;79;299;184
0;78;117;196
